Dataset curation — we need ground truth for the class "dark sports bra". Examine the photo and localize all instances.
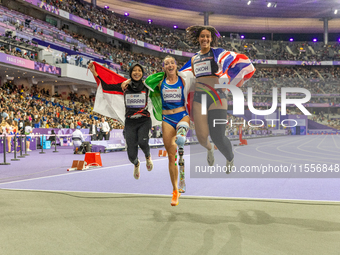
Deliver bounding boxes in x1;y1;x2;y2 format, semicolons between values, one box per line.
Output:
192;49;219;78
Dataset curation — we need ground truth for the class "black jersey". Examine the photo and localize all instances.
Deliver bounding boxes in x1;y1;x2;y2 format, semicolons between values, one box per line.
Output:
97;75;150;119
192;48;219;78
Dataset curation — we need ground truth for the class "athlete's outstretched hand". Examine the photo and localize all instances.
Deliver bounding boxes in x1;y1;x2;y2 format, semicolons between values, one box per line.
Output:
88;62;98;77
121;79;131;92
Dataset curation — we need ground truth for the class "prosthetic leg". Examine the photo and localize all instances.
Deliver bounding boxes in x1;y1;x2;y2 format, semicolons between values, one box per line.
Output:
175;122;189;193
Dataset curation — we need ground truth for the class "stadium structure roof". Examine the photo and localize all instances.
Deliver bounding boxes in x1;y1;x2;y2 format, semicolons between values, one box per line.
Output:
95;0;340;33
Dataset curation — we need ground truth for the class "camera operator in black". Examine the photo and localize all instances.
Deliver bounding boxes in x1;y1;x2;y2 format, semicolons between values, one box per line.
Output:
88;62;153;180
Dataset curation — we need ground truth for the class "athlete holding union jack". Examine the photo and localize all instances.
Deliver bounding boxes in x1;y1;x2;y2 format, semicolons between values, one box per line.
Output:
186;25;255;172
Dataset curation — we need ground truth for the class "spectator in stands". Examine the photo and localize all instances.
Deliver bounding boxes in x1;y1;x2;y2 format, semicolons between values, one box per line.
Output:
89;119;98;140
5;119;17;153
1;107;8;121
15;19;21;30
62;52;67;63
45;45;52;52
24;120;33;152
48;129;56;145
75;54;80;66
98;117;110;140
25;19;31;28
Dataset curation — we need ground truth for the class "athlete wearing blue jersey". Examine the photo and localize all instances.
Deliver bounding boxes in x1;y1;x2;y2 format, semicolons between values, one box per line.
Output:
160;55;190;206
161;73;187;128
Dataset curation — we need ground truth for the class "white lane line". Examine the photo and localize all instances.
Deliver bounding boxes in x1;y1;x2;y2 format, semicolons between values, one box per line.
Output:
0;156;173;185
295;136;340;159
332;135;340;150
235;136;338;165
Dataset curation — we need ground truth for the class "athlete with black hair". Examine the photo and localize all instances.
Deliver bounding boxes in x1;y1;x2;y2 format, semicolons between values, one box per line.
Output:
89;62;153;179
187;25;255;172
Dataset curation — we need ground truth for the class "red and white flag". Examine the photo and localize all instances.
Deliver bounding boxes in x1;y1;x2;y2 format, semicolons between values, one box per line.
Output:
92;62;160;126
92;62;127;124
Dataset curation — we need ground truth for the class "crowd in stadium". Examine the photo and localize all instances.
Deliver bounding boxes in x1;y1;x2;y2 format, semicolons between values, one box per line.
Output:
45;0;340;61
1;0;339;134
247;66;340;95
3;0;340;80
0;81;124;137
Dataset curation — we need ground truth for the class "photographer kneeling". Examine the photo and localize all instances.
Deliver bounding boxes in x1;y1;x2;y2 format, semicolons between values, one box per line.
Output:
72;126;84;154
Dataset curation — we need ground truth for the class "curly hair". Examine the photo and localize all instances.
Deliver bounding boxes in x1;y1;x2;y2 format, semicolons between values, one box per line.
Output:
186;25;220;47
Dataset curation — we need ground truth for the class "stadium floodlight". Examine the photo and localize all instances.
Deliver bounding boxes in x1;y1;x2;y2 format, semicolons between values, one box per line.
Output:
267;2;271;7
290;38;294;42
241;35;245;39
148;19;152;24
274;2;277;8
335;9;338;14
104;5;109;9
247;1;251;5
173;25;178;29
313;38;317;42
262;36;266;40
124;12;129;16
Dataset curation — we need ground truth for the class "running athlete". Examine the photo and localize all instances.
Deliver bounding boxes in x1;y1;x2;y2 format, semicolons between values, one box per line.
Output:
158;55;190;206
187;25;255;172
89;62;153;179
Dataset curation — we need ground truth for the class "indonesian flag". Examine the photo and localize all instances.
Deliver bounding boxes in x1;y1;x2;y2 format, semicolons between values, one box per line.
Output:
92;62;160;126
92;62;126;124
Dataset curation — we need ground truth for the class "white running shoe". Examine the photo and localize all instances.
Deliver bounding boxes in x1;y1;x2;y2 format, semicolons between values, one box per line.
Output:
226;158;234;174
146;156;153;171
207;146;215;166
134;160;140;180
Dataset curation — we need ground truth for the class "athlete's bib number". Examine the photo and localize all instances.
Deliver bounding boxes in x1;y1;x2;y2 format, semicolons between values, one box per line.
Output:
125;93;146;108
163;88;182;103
194;61;212;77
